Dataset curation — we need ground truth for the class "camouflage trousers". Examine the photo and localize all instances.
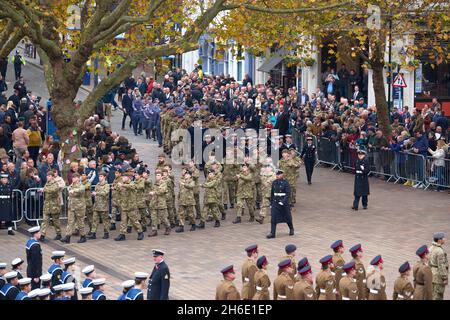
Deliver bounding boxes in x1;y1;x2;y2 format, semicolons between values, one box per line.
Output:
287;180;297;205
119;209;142;235
258;197;270;219
151;209;170;230
66;206;86;237
254;182;262;205
41;208;61;236
236;198;255;218
224;181;237;205
85;205;94;231
194;193;201;216
91;210;110;233
138;207;149;226
433;283;445;300
167;201;176;224
201;203;220;222
178;205;196;226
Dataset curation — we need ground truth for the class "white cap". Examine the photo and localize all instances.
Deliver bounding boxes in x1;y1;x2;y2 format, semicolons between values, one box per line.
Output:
79;287;93;295
11;258;24;267
4;271;18;280
53;284;64;292
18;277;32;285
27;289;41;299
92;278;106;286
62;282;75;291
28;226;41;233
121;280;135;289
51;251;65;259
64;257;76;265
0;262;7;269
82;265;95;275
38;288;51;297
134;272;149;279
40;273;52;282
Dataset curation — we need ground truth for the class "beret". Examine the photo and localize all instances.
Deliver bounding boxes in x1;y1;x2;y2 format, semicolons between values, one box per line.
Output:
278;259;292;269
370;255;383;266
320;255;333;265
285;244;297;254
399;261;411;273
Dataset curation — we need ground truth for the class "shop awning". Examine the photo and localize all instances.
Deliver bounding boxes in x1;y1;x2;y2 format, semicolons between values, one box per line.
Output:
258;56;283;73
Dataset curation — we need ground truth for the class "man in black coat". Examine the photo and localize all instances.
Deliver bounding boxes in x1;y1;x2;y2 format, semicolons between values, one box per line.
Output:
26;226;42;290
274;106;290;136
266;170;294;239
0;173;14;235
300;136;317;185
352;149;370;211
147;249;170;300
121;88;134;130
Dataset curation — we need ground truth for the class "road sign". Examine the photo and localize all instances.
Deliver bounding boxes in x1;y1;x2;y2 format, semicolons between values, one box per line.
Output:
392;73;407;88
392;73;404;109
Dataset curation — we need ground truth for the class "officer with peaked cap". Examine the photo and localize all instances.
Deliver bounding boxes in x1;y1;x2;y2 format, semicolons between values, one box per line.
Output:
253;256;270;300
300;136;316;184
330;240;345;298
393;261;414;300
126;272;149;300
429;232;448;300
215;265;240;300
81;265;96;288
366;255;387;300
349;243;366;300
293;265;316;300
0;172;14;235
15;277;32;300
11;258;24;280
26;226;42;290
273;259;294;300
92;278;107;300
316;255;337;300
48;251;65;288
80;287;93;300
413;245;433;300
1;271;20;300
352;148;370;211
241;245;258;300
118;280;134;300
147;249;170;300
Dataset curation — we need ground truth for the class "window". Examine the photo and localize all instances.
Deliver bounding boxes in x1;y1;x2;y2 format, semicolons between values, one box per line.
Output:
237;61;242;81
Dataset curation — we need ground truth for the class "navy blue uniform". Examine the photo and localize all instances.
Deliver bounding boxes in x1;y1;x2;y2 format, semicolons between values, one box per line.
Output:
48;263;63;288
353;158;370;209
82;278;94;289
0;283;20;300
26;238;42;289
147;261;170;300
61;271;78;300
125;288;144;300
15;291;29;300
92;290;106;300
301;143;316;184
269;178;293;236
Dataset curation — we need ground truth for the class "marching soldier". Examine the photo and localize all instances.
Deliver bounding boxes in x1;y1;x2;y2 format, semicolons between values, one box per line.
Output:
300;136;316;185
176;169;196;233
366;255;387;300
273;259;294;300
339;261;359;300
223;150;239;210
233;164;255;224
211;162;227;220
393;261;414;300
216;265;240;300
81;172;94;236
126;272;149;300
293;265;316;300
198;170;221;228
352;148;370;211
187;160;201;219
110;168;123;231
148;171;171;236
349;243;367;300
39;170;62;241
142;169;153;226
267;170;294;238
134;168;149;231
89;172;111;239
278;149;300;206
25;226;42;290
253;256;271;300
331;240;345;298
48;251;65;288
156;153;169;171
114;169;144;241
413;245;433;300
61;173;87;244
278;244;297;280
162;166;177;228
316;255;337;300
147;249;170;300
429;232;448;300
256;165;276;224
81;265;96;288
117;280;134;300
92;278;107;300
1;271;20;300
11;258;24;279
241;244;258;300
296;257;310;283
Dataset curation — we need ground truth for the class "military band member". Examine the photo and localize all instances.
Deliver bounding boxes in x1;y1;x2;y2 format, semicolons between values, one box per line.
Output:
1;271;20;300
278;244;297;280
11;258;24;280
393;261;414;300
48;251;65;288
273;259;294;300
15;277;32;300
176;169;196;233
92;278;107;300
148;172;171;237
253;256;271;300
118;280;134;300
339;261;359;300
331;240;345;298
81;265;96;289
366;255;387;300
293;265;316;300
349;243;367;300
26;226;42;290
61;173;87;244
300;136;316;185
216;265;241;300
126;272;149;300
316;255;337;300
429;232;448;300
233;164;255;224
413;245;433;300
241;244;258;300
89;172;111;239
39;170;62;241
80;287;93;300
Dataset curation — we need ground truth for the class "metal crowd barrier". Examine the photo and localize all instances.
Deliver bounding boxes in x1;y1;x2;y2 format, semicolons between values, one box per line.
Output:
367;149;396;182
316;137;340;170
394;152;427;187
11;189;24;230
425;157;450;190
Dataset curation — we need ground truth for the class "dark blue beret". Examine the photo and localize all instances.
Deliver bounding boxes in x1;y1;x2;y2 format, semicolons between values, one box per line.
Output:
399;261;410;273
278;259;292;269
285;244;297;254
299;265;312;276
343;261;356;272
256;256;267;269
297;257;309;271
245;244;258;253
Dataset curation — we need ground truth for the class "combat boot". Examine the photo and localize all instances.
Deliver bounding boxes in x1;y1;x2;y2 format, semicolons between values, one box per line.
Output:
53;234;62;241
142;226;147;232
195;213;201;220
109;223;116;231
248;216;255;222
86;231;94;238
137;232;144;240
189;224;196;231
78;236;87;243
196;221;205;229
289;229;294;236
266;233;275;239
148;230;158;237
230;203;234;209
87;233;96;240
72;230;79;236
102;233;109;239
170;223;176;229
164;227;171;236
206;216;213;222
175;226;184;233
60;236;71;244
232;217;241;224
214;220;220;228
114;234;126;241
221;212;226;221
255;217;264;224
256;203;261;210
224;204;228;210
126;226;132;233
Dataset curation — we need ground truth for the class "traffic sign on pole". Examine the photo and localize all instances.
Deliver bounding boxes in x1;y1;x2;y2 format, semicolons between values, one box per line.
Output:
392;73;407;88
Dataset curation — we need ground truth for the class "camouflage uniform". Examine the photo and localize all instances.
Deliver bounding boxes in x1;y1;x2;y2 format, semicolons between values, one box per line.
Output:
65;182;86;237
201;176;220;222
163;174;176;225
259;170;275;220
144;176;153;225
213;169;226;218
235;171;255;218
177;176;196;227
223;163;239;207
82;180;93;231
134;176;149;227
41;179;62;237
249;162;263;207
189;165;201;217
279;157;300;205
118;179;143;235
429;241;449;300
150;179;170;231
91;181;110;233
111;174;123;224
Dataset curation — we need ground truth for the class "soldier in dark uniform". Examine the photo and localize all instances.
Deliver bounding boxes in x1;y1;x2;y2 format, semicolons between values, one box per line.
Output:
266;170;294;239
11;258;24;279
0;173;15;235
300;136;316;185
26;226;42;290
0;271;20;300
352;148;370;211
147;249;170;300
48;251;65;288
